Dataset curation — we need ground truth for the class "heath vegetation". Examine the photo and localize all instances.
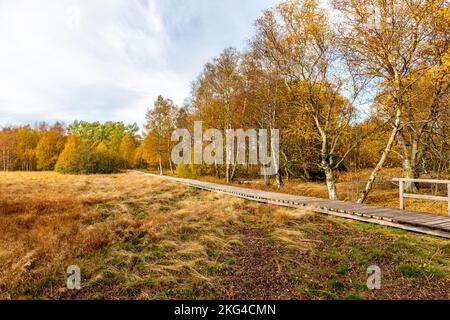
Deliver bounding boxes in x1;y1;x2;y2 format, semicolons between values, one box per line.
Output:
0;172;448;300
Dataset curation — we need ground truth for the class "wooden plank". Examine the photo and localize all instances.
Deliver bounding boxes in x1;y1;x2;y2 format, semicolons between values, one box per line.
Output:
347;207;400;216
357;209;401;217
421;223;450;231
372;212;437;223
400;181;405;210
394;216;445;226
367;211;415;220
315;208;450;239
393;178;450;184
422;220;450;227
448;183;450;216
403;193;448;202
405;217;450;225
422;219;450;226
394;213;450;221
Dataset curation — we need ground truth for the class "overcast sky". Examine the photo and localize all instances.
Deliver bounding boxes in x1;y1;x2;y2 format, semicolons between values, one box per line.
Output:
0;0;277;127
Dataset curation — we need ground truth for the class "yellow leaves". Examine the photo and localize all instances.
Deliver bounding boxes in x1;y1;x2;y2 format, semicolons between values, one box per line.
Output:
437;7;450;20
95;142;108;153
440;50;450;70
55;135;79;173
119;134;137;169
35;130;65;171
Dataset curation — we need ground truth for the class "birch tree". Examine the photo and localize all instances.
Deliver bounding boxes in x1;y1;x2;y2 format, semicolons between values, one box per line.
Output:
333;0;449;201
251;0;357;199
144;96;178;174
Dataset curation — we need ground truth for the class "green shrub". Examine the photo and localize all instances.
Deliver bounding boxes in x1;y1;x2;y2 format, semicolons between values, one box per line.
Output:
94;143;121;174
55;138;121;174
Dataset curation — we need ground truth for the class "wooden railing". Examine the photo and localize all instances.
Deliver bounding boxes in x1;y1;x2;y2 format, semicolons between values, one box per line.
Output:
392;178;450;216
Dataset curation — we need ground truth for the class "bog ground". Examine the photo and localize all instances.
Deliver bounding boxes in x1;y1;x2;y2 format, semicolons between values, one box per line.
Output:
0;172;449;300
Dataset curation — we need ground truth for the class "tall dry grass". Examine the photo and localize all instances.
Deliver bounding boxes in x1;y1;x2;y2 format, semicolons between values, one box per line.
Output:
0;171;313;299
1;171;448;300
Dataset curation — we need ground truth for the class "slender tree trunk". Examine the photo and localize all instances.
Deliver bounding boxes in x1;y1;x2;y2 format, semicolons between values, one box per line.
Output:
169;159;174;174
6;149;9;171
159;157;163;176
230;163;237;182
302;163;311;180
214;161;220;179
263;167;270;186
282;151;290;182
276;169;283;189
167;139;174;174
357;111;401;204
319;130;338;200
397;132;419;193
226;122;231;183
323;163;338;200
402;158;418;193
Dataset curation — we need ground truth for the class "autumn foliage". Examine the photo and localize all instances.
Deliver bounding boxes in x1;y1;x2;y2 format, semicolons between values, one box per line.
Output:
1;121;140;174
0;0;448;198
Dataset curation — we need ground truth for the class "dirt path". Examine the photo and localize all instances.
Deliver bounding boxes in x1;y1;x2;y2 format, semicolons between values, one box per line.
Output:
216;227;299;300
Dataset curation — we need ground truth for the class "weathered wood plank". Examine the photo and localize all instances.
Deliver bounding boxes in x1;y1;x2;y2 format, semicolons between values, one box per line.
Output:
393;178;450;184
403;193;448;202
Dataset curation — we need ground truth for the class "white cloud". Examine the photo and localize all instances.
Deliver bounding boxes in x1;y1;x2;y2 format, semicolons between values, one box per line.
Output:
0;0;276;127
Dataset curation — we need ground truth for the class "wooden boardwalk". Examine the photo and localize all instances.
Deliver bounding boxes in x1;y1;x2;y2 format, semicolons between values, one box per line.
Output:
139;172;450;239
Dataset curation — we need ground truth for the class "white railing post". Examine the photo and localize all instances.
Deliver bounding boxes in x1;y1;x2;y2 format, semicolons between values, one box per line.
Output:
448;183;450;216
393;178;450;215
399;180;405;210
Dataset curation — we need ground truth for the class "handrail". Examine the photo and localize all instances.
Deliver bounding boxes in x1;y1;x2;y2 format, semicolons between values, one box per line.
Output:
392;178;450;216
393;178;450;184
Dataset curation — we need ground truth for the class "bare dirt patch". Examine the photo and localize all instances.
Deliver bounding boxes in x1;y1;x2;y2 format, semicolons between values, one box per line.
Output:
217;227;299;300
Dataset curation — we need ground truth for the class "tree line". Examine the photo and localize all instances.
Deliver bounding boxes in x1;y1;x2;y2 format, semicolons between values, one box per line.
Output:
1;0;448;203
148;0;449;202
0;121;141;174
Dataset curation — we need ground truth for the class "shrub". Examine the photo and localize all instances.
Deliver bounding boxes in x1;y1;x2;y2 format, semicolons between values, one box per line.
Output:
75;145;94;173
94;143;121;174
175;163;203;179
55;137;121;174
55;135;79;173
36;131;65;171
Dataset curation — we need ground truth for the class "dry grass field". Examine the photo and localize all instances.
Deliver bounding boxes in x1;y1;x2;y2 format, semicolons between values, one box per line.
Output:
0;171;449;300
